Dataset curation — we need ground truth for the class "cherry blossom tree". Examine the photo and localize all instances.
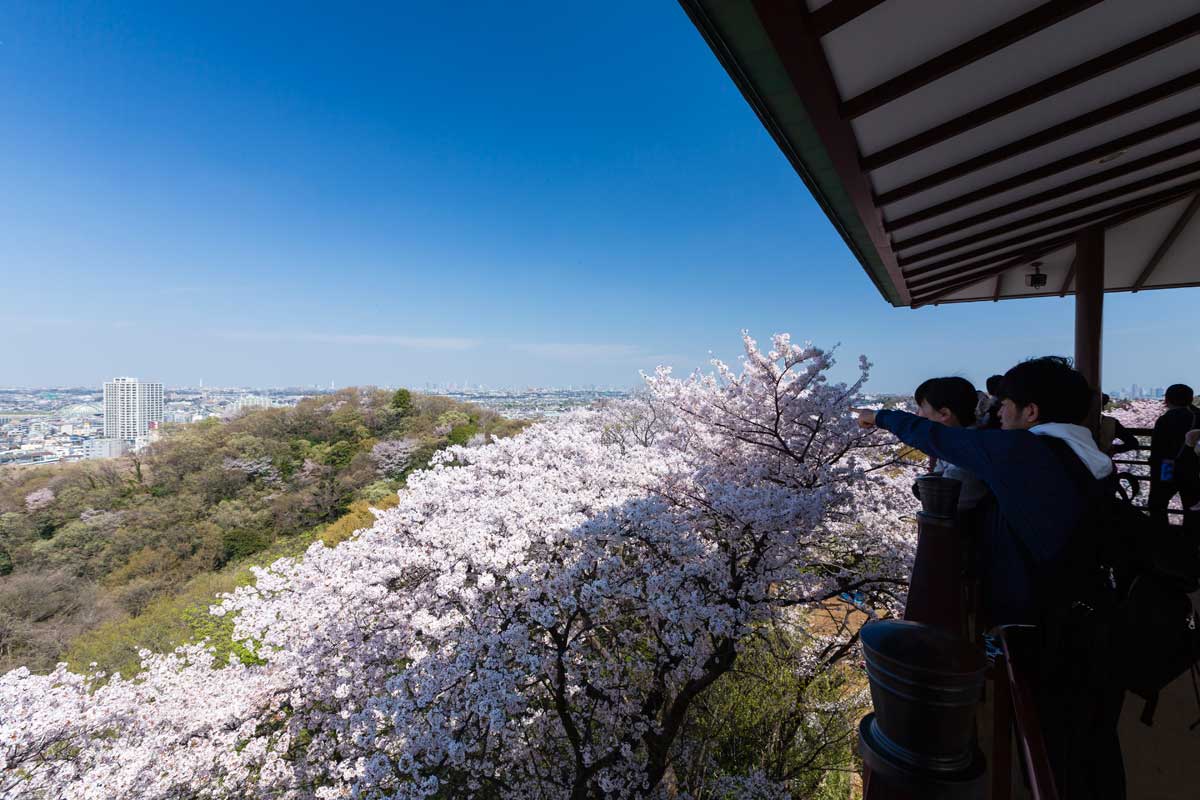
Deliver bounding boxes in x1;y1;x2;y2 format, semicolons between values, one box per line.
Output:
370;437;423;479
1107;398;1164;429
1;333;918;800
222;456;281;485
22;488;55;513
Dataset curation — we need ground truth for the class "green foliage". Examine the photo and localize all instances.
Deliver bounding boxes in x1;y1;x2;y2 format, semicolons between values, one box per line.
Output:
64;532;319;676
435;410;471;431
390;388;413;415
221;527;274;562
319;491;401;547
682;623;867;799
0;387;525;675
359;479;399;503
447;422;479;445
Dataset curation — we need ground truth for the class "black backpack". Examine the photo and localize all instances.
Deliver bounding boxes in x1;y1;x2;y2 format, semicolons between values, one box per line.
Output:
1036;438;1200;726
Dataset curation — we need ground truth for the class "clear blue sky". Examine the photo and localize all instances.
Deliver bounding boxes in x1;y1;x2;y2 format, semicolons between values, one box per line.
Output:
2;2;1196;393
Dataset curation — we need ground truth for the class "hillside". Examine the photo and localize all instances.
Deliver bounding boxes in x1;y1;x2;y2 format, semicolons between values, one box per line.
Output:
0;388;526;675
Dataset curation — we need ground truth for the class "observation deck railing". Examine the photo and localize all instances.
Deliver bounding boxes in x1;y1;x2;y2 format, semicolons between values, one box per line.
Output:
862;476;1059;800
1113;427;1197;523
863;428;1199;798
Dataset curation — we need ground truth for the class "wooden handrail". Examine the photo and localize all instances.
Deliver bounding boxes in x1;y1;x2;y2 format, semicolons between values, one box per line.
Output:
993;625;1060;800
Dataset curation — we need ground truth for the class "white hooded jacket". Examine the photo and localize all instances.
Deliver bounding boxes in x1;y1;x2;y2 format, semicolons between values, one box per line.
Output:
1029;422;1114;480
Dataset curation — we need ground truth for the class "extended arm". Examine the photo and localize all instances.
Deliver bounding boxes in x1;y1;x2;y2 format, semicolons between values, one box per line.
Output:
869;410;1002;487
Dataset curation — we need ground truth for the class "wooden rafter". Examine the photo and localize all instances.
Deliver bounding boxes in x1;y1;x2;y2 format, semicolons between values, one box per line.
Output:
841;0;1103;119
861;13;1200;168
897;170;1200;265
808;0;888;37
908;231;1081;292
1132;193;1200;290
1059;254;1077;297
880;106;1200;211
911;245;1068;307
870;67;1200;196
902;178;1200;279
891;149;1200;249
749;0;910;303
910;187;1195;303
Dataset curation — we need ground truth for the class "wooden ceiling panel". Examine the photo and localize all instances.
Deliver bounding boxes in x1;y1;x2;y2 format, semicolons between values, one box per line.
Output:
820;0;1042;102
896;164;1200;262
882;121;1200;228
682;0;1200;306
871;81;1200;202
889;146;1200;241
917;244;1077;305
844;0;1200;156
864;42;1200;193
1133;194;1200;286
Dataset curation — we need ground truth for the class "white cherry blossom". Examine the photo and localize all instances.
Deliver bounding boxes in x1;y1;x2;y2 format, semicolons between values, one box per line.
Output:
1;332;918;800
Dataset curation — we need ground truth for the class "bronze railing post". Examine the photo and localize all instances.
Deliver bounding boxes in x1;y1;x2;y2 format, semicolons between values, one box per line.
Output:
904;476;968;637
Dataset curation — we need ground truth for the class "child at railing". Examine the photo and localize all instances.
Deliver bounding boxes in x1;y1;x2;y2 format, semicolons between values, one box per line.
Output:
855;357;1125;799
913;376;988;512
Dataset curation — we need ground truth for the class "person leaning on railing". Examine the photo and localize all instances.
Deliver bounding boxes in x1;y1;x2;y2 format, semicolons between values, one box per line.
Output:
1099;393;1140;456
1149;384;1200;523
855;356;1126;800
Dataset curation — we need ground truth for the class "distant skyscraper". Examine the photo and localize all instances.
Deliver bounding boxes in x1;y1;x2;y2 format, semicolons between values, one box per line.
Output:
104;377;164;441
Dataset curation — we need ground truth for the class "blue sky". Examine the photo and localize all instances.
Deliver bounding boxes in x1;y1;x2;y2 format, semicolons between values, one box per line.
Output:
2;2;1197;393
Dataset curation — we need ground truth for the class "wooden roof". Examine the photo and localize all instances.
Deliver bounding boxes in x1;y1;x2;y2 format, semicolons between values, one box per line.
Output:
681;0;1200;307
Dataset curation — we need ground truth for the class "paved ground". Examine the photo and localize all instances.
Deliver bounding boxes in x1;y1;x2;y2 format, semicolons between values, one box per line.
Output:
1120;667;1200;800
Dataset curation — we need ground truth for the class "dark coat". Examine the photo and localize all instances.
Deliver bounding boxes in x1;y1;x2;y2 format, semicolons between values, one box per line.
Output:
876;410;1106;624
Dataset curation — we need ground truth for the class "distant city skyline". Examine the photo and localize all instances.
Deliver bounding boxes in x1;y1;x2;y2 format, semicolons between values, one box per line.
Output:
2;3;1197;394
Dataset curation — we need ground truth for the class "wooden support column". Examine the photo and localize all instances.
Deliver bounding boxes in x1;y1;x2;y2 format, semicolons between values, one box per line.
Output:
1074;227;1105;430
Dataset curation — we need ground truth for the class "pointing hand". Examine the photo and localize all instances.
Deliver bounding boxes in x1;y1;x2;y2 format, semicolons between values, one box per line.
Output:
853;409;877;429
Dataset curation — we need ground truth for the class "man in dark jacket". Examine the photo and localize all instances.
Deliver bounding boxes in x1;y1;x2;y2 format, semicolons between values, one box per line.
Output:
1100;394;1140;456
1149;383;1200;524
856;356;1123;799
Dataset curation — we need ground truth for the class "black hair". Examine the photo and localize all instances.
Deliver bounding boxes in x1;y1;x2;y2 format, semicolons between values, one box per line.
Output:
1165;383;1194;406
986;374;1004;395
914;376;979;426
999;356;1092;425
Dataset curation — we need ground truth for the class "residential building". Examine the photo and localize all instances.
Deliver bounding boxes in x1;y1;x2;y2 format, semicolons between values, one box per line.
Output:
103;377;163;441
83;438;129;460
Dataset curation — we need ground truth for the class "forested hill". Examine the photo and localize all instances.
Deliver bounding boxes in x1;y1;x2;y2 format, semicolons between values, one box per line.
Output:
0;388;526;675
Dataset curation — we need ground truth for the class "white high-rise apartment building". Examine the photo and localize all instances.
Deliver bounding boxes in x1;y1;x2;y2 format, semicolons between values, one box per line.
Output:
104;377;164;441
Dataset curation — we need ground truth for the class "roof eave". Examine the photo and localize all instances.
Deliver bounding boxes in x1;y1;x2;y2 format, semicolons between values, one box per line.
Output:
680;0;906;306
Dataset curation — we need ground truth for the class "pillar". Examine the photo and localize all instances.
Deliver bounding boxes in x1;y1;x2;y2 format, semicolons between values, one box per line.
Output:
1074;227;1105;430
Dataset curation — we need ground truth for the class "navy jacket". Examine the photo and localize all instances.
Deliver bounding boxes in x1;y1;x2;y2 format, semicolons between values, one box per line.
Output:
1150;405;1200;480
876;410;1103;624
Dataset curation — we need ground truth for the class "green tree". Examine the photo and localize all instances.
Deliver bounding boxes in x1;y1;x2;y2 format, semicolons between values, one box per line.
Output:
390;388;414;415
1;386;527;676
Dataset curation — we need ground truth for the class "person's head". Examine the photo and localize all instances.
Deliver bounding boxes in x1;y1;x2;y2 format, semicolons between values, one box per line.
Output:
1164;384;1194;408
1102;393;1111;407
914;377;978;428
986;374;1004;397
997;356;1092;430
